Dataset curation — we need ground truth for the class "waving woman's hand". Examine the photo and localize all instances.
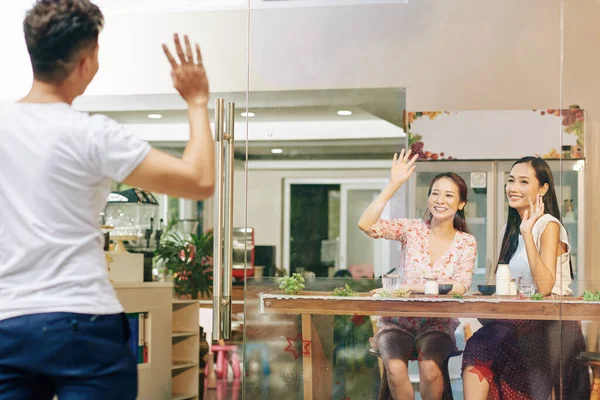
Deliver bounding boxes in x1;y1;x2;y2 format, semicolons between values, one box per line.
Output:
520;194;545;235
390;149;419;188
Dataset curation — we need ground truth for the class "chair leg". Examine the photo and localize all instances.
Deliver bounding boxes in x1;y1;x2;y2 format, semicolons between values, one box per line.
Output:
378;365;392;400
441;357;454;400
591;365;600;400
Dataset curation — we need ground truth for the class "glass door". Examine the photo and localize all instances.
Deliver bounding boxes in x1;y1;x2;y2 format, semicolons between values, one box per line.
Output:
242;1;570;399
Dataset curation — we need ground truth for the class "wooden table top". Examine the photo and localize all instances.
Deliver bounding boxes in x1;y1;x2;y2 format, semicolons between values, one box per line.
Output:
259;292;600;321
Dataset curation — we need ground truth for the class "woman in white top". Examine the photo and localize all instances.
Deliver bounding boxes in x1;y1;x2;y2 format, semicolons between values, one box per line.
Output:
461;156;589;400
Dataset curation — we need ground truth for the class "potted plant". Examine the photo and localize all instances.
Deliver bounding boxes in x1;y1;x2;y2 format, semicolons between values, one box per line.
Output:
155;227;213;300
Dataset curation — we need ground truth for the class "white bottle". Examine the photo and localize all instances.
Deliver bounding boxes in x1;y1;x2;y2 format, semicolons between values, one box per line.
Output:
509;279;518;296
424;278;439;295
496;264;511;295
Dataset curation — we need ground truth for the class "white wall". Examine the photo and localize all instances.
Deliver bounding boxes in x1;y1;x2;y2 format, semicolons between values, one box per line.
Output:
2;0;563;111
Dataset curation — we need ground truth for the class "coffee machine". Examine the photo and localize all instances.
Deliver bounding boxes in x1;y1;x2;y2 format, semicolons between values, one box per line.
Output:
101;188;162;282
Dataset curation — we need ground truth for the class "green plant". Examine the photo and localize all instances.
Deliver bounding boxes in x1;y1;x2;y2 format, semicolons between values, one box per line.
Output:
452;293;464;299
155;230;213;299
530;293;544;300
583;290;600;301
279;273;305;295
379;288;411;298
332;284;358;297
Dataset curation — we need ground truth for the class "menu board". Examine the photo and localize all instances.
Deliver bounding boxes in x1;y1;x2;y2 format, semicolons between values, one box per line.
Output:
406;109;585;161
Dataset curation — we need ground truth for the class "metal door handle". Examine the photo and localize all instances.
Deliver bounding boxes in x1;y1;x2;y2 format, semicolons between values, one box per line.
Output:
212;99;234;340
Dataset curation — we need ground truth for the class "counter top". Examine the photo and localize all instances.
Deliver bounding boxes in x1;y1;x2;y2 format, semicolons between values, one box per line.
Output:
112;282;173;289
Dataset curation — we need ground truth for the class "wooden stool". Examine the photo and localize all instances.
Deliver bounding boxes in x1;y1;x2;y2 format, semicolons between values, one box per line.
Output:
576;352;600;400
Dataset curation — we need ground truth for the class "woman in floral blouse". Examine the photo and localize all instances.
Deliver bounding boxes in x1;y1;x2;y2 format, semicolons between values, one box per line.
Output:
358;149;477;400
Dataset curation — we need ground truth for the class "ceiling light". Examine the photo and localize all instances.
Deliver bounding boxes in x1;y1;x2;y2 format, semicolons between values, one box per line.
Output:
241;112;255;118
148;113;162;119
271;149;283;154
337;110;352;116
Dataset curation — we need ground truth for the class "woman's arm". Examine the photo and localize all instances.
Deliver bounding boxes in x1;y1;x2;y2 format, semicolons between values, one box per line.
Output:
358;150;417;231
519;197;558;295
523;222;559;295
449;235;478;295
358;182;403;231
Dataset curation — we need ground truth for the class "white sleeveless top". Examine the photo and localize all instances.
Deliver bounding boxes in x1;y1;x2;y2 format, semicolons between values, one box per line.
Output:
507;214;572;295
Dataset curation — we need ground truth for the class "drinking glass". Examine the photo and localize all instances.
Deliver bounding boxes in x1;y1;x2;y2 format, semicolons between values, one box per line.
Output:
517;276;536;297
382;274;402;292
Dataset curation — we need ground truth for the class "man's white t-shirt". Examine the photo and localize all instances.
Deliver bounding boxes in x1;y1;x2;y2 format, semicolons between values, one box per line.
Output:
0;102;151;322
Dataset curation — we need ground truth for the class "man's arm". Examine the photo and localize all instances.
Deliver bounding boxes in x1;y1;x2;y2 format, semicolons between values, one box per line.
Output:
123;34;215;200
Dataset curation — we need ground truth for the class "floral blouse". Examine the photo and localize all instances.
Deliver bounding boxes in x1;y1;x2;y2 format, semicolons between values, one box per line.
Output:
366;219;477;290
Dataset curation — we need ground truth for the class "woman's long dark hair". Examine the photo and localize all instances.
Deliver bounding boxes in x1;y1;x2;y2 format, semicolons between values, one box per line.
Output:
497;157;572;278
423;172;470;234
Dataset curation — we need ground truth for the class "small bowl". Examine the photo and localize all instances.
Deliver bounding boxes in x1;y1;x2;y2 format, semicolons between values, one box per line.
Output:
478;284;496;296
438;284;453;295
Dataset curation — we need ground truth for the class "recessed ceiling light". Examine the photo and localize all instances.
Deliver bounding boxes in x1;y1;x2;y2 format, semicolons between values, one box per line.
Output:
148;113;162;119
241;112;255;118
271;148;283;154
337;110;352;116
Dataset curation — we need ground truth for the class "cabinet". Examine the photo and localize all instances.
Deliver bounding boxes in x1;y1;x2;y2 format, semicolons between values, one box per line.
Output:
114;283;173;400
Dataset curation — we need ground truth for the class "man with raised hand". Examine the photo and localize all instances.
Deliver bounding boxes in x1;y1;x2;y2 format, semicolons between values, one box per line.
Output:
0;0;214;398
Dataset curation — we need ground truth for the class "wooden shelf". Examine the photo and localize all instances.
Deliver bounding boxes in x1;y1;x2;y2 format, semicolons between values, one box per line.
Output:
114;284;173;400
171;361;198;371
173;299;200;305
172;394;197;400
172;300;199;398
172;331;198;339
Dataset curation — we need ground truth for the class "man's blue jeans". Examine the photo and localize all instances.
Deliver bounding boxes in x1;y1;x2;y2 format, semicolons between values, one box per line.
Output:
0;312;137;399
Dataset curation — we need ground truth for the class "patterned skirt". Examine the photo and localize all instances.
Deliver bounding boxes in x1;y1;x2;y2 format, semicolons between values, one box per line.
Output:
462;320;589;399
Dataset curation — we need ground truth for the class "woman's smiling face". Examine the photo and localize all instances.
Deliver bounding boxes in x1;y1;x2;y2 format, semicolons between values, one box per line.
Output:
428;177;465;222
506;162;546;210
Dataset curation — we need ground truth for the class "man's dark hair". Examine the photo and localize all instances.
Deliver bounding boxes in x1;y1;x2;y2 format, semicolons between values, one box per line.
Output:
23;0;104;83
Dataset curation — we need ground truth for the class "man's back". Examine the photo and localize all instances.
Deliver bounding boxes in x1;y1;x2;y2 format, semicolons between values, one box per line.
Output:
0;2;213;397
0;102;150;322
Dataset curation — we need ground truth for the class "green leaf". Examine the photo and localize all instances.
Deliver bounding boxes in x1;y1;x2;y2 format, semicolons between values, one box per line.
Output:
530;293;544;300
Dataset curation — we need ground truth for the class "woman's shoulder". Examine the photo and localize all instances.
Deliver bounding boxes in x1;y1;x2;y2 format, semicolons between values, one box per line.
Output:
393;218;428;228
456;230;476;240
533;213;568;242
456;231;477;248
534;213;563;231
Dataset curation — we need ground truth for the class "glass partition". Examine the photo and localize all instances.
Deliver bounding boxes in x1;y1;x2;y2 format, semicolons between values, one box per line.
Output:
238;0;597;399
561;2;599;399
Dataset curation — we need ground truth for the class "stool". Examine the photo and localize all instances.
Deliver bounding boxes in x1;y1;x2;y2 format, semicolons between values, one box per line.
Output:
576;352;600;400
207;345;241;380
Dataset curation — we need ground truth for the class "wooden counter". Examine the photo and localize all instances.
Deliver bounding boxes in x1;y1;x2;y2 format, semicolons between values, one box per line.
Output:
260;293;600;321
259;292;600;400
